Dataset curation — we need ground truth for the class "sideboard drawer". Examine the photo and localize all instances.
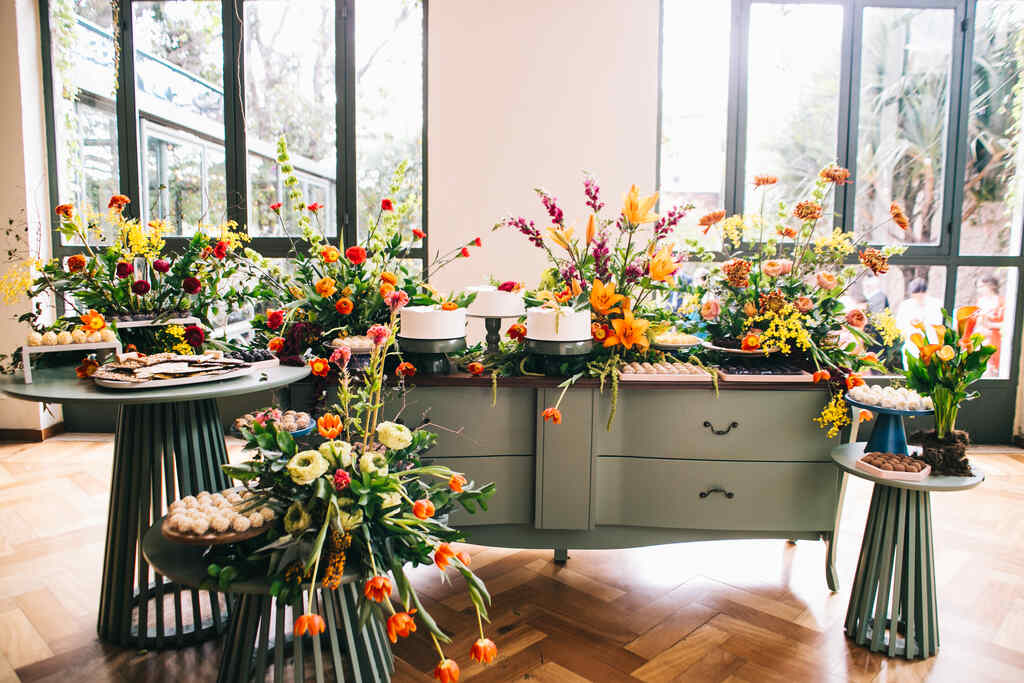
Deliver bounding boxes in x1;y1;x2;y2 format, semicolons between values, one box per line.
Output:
595;389;834;461
427;455;534;527
397;387;536;456
595;457;839;531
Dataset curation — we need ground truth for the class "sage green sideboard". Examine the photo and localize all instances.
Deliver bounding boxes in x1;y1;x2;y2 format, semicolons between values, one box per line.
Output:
399;377;844;590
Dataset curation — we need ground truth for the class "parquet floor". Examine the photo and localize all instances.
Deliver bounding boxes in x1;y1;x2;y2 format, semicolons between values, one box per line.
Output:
0;435;1022;682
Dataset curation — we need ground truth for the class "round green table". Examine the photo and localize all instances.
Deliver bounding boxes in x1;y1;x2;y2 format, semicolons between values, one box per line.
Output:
142;523;393;682
0;364;309;649
831;443;984;659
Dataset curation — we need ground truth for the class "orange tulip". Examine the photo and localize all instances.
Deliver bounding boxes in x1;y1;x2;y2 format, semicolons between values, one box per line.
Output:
449;474;467;492
845;373;864;390
589;279;624;315
467;361;484;375
470;637;498;664
812;370;830;383
603;307;650;352
413;498;436;520
317;413;342;439
363;575;393;603
386;610;417;643
434;542;455;571
294;613;326;637
433;658;460;683
541;407;562;424
859;410;874;423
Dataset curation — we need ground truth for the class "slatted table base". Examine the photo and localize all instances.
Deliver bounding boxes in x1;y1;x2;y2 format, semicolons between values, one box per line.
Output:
98;399;232;648
219;583;394;683
845;484;939;659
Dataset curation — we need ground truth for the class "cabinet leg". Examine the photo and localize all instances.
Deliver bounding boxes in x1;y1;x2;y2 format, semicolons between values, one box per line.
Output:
824;531;840;592
553;547;568;564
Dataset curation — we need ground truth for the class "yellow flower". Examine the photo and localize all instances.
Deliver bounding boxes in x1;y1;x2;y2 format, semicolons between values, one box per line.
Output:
749;304;811;355
603;307;650;351
589;279;624;315
936;345;955;362
814;394;850;439
0;260;35;304
648;245;678;283
547;225;574;250
622;185;658;225
676;294;699;316
871;309;901;347
814;228;855;261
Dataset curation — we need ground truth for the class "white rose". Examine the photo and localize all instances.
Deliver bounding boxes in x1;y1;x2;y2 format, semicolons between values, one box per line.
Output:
359;452;388;476
286;450;330;486
376;421;412;450
379;491;401;509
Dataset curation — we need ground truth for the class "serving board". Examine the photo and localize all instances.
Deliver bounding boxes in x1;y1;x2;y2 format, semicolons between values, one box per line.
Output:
845;395;935;417
95;365;254;390
702;341;780;356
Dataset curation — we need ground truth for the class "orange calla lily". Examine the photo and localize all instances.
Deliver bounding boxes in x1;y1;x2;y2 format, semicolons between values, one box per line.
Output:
547;225;574;250
956;306;979;338
920;344;941;365
909;333;926;351
622;184;659;225
603;307;650;351
589;279;625;315
648;245;678;283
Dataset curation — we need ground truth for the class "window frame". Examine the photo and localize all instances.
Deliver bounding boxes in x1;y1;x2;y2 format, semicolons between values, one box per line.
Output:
39;0;428;268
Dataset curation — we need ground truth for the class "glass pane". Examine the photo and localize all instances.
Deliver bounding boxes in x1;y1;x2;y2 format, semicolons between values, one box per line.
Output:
355;0;424;243
960;1;1024;256
659;0;730;244
745;3;843;213
855;8;955;246
134;1;226;233
955;266;1017;378
49;1;119;240
245;0;337;236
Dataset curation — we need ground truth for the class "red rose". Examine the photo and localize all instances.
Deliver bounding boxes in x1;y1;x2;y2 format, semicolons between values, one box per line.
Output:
183;325;205;348
213;240;229;259
345;246;367;265
152;259;170;273
267;310;285;330
381;198;394;211
412;229;426;239
182;276;202;294
131;279;151;295
116;261;134;279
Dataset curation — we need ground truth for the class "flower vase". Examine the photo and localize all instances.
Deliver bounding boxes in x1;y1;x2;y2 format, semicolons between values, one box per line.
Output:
931;386;959;440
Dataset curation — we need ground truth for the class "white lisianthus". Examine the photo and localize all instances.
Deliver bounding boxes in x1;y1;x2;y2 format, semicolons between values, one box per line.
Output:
359;452;388;476
379;491;402;509
376;421;413;450
286;450;330;486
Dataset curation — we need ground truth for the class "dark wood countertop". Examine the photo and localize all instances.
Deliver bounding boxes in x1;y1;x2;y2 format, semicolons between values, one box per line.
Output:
405;372;827;392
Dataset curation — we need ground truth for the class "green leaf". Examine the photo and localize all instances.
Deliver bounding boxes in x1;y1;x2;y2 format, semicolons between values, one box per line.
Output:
275;428;296;455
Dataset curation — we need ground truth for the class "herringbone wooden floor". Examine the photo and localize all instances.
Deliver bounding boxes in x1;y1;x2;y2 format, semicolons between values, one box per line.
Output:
1;434;1022;682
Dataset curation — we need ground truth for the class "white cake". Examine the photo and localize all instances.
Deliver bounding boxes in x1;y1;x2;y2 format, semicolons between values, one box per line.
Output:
398;306;467;340
465;286;525;317
525;306;591;342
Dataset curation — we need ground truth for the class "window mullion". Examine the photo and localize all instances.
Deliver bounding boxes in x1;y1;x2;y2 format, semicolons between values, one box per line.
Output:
724;0;749;215
942;1;973;311
223;0;248;233
338;0;356;251
835;0;857;231
114;1;142;221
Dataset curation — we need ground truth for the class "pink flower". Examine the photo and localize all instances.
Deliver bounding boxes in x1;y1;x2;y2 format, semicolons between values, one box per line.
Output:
384;289;409;312
329;345;351;369
815;272;838;290
761;260;785;278
497;281;519;292
367;324;390;346
333;469;351;491
700;300;721;321
777;259;793;275
795;296;815;313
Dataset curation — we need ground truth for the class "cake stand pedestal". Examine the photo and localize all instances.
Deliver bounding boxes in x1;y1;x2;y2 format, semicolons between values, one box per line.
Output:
396;337;466;375
525;339;594;356
467;313;523;354
845;395;933;456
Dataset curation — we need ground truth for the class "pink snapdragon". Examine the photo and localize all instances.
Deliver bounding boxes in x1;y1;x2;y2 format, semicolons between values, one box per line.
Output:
367;324;390;346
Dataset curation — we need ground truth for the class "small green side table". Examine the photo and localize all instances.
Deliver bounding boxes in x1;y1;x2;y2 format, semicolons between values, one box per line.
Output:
142;523;394;682
831;443;983;659
0;364;310;649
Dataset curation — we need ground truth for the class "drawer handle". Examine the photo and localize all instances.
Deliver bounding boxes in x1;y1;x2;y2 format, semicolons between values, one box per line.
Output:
699;488;735;499
703;420;738;435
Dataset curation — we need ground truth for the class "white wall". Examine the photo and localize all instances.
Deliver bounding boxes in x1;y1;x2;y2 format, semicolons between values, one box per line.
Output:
427;0;661;297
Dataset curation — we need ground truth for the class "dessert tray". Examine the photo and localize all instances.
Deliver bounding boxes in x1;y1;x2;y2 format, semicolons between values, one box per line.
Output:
619;361;711;382
233;409;313;436
652;331;702;351
92;352;253;389
716;366;813;383
331;335;375;354
855;451;932;481
162;487;274;546
701;341;780;356
844;395;934;417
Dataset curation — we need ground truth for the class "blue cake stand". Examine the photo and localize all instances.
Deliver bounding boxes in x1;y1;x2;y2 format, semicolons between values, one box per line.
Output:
845;395;933;455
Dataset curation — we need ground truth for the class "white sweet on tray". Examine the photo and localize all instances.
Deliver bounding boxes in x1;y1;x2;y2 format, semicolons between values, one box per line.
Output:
465;285;525;317
399;305;467;340
27;328;116;346
167;488;275;535
847;383;933;411
524;306;591;342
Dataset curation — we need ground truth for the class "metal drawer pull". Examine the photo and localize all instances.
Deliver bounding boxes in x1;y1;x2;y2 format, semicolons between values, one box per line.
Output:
699;488;735;499
703;420;738;435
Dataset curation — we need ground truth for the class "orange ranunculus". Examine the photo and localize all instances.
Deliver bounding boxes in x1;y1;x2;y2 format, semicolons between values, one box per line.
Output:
648;245;678;282
936;345;956;362
80;309;106;331
762;260;786;278
541;407;562;424
845;373;864;390
622;184;659;225
449;474;467;492
955;306;979;338
920;344;941;365
108;194;130;211
585;214;595;245
470;637;498;664
397;361;416;377
741;333;761;351
294;613;326;637
815;272;838;290
315;276;336;298
795;296;814;313
467;361;484;375
336;297;354;315
76;358;99;379
317;413;342;439
859;410;874;423
55;203;74;219
386;610;417;643
434;542;455;571
268;336;285;353
812;369;830;383
380;283;396;297
364;575;393;603
441;301;458;311
320;245;340;263
603;307;650;352
412;498;435;520
381;271;398;286
433;658;460;683
589;278;624;315
66;253;87;273
700;299;721;321
309;357;330;377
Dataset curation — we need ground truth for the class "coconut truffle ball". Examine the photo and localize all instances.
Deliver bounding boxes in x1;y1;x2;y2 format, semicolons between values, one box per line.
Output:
191;517;211;535
180;495;199;508
71;329;87;344
57;331;73;345
169;513;189;531
231;515;251;533
210;514;232;533
259;507;275;522
248;512;264;528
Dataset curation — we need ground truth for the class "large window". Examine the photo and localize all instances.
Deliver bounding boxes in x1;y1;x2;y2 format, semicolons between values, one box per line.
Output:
42;0;426;265
660;0;1024;441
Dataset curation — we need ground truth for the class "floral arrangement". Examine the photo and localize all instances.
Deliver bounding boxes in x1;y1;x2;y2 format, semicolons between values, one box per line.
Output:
249;138;481;363
215;301;497;679
680;167;906;438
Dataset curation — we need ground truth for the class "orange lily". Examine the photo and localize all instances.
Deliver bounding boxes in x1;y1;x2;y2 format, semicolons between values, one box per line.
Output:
956;306;979;338
603;307;650;352
589;279;624;315
585;214;595;245
648;245;678;283
547;225;574;250
622;184;659;224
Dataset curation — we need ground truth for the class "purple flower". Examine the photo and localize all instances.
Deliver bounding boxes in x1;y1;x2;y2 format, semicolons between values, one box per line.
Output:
502;216;545;249
583;175;605;212
654;205;688;240
131;279;151;295
535;189;564;226
591;230;612;280
624;259;644;285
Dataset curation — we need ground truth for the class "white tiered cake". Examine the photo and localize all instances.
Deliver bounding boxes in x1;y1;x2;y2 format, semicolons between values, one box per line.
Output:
525;306;591;342
465;285;525;317
399;306;467;340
